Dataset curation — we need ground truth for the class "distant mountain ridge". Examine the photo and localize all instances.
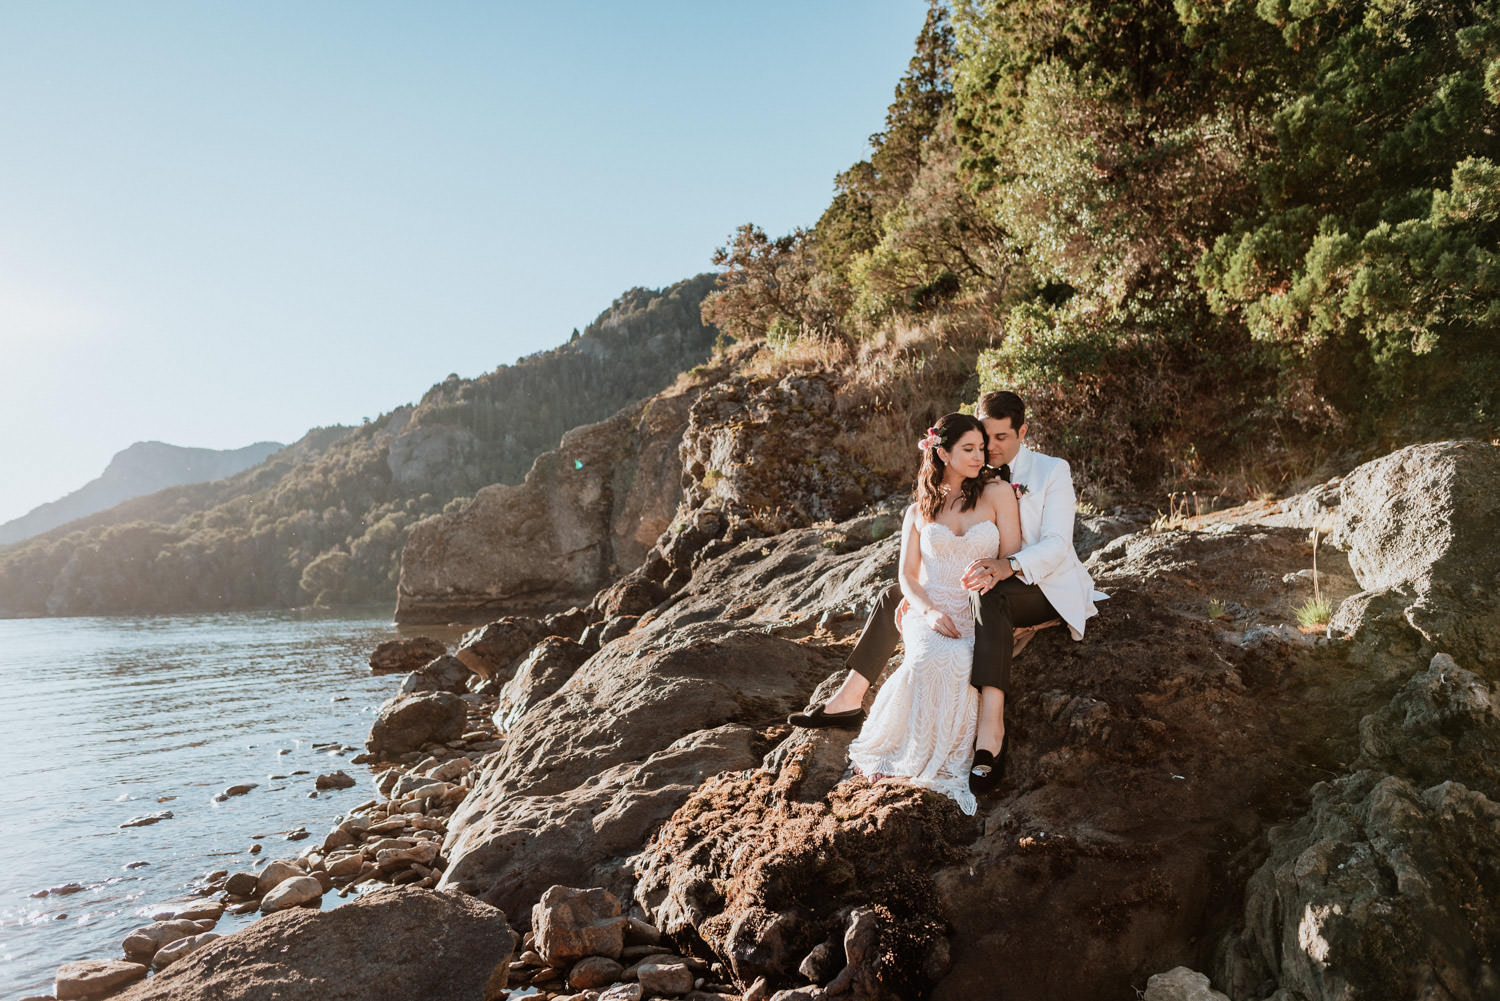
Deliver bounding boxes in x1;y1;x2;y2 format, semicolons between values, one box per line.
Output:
0;274;719;617
0;440;285;546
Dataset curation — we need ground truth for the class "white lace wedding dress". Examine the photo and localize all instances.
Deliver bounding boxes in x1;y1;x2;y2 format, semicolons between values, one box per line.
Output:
847;519;991;816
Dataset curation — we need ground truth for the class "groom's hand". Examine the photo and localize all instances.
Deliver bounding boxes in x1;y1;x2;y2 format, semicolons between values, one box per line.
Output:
962;558;1005;594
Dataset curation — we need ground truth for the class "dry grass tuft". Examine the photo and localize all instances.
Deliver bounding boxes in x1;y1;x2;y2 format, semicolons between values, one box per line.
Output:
735;307;1002;491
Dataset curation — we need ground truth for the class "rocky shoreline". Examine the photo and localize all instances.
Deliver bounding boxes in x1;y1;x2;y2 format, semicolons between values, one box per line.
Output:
33;438;1500;1001
43;636;750;1001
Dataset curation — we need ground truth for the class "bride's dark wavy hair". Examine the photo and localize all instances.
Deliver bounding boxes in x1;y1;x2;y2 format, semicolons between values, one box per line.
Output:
914;412;993;521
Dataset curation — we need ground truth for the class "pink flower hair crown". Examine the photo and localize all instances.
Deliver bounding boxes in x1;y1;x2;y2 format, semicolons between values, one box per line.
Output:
918;426;941;452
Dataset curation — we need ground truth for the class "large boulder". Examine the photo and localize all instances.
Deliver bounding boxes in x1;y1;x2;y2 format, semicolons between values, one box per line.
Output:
366;692;467;757
439;618;842;919
444;722;761;918
394;379;705;625
399;654;471;695
532;885;627;965
452;616;548;682
55;959;147;1000
1218;772;1500;1001
368;636;445;675
110;887;517;1001
1331;440;1500;673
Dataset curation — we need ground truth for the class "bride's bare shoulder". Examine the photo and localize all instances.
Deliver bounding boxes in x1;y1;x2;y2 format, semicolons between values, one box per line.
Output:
979;479;1018;513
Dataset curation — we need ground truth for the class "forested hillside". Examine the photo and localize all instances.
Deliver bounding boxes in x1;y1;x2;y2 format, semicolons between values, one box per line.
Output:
705;0;1498;491
0;275;717;617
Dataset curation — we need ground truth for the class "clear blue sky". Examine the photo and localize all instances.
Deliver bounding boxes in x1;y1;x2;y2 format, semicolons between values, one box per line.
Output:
0;1;926;525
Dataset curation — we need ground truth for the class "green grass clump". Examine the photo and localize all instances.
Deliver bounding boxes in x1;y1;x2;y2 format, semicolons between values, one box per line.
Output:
1296;595;1334;628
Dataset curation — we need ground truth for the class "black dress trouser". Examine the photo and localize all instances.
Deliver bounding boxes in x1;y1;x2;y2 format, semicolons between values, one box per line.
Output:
844;579;1059;693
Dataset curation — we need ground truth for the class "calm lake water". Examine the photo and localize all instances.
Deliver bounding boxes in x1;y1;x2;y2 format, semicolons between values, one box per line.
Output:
0;609;462;999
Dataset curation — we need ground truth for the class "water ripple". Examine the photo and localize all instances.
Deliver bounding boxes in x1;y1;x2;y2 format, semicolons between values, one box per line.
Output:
0;609;456;998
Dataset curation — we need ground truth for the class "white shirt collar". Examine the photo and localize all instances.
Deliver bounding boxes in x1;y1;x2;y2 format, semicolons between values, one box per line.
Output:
1009;444;1035;479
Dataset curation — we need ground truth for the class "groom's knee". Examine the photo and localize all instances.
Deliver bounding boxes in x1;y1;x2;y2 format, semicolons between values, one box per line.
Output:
868;582;901;624
974;584;1013;629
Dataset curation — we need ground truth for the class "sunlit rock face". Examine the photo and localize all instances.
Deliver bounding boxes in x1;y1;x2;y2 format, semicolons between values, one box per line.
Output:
394;385;699;624
1330;440;1500;674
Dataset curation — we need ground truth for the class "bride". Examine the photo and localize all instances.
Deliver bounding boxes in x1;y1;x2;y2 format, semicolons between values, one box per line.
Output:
846;412;1021;815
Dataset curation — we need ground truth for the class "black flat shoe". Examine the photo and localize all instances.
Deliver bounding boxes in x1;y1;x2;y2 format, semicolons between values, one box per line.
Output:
970;748;995;777
788;705;866;730
970;738;1007;794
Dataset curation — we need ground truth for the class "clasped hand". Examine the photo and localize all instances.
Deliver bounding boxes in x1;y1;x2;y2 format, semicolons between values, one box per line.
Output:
961;557;1005;594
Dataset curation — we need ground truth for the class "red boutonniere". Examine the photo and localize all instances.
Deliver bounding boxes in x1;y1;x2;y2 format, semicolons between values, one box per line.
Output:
1012;482;1029;498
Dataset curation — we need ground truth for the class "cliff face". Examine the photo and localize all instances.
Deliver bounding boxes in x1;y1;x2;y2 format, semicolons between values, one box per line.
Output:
392;355;908;624
0;275;718;617
393;359;720;624
0;440;284;546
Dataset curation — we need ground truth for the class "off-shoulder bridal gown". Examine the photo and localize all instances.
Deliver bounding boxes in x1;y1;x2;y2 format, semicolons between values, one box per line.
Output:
847;519;992;816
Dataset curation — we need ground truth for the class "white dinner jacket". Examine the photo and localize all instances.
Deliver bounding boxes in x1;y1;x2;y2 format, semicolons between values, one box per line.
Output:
1005;444;1106;639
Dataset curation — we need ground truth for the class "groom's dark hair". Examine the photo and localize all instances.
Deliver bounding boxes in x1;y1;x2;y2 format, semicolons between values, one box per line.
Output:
977;391;1025;431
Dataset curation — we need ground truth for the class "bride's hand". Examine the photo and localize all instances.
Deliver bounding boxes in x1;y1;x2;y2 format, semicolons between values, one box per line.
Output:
920;606;961;638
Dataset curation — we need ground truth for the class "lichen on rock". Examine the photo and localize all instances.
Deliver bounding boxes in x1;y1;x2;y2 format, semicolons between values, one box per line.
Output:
633;767;970;998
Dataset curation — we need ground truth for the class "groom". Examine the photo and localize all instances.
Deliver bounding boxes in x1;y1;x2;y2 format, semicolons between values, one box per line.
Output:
789;391;1104;785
